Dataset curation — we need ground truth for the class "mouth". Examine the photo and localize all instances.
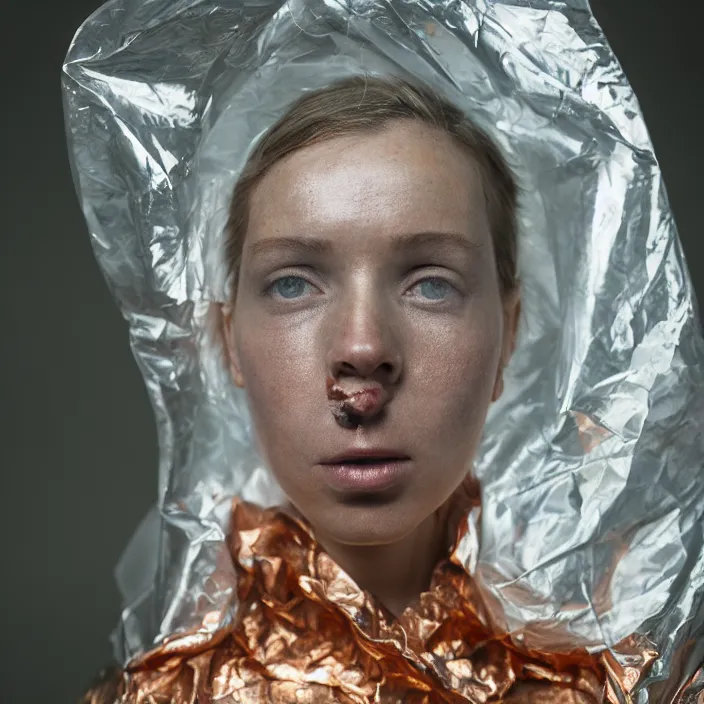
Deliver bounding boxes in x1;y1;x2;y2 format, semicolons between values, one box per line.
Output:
319;451;412;494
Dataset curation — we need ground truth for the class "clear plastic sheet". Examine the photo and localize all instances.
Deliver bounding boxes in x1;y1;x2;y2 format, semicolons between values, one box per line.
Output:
62;0;704;700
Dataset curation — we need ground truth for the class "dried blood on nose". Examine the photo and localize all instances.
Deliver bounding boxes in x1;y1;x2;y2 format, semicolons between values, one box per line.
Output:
326;376;388;427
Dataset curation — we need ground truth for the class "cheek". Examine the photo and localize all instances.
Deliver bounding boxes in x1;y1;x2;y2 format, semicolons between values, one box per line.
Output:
409;303;503;436
234;311;323;443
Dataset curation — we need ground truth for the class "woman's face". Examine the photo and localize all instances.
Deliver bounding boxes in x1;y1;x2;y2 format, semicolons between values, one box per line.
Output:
226;119;517;547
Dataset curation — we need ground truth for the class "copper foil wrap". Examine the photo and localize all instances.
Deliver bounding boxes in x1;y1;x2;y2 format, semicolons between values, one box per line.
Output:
63;0;704;701
84;481;656;703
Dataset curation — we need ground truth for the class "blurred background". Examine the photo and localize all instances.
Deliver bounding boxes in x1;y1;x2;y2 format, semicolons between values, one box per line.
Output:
1;1;701;701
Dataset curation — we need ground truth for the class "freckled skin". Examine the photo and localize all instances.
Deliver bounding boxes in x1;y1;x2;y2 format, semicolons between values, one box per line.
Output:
225;119;518;552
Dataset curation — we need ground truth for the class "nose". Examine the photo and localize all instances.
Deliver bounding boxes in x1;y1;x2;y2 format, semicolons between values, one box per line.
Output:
326;285;403;389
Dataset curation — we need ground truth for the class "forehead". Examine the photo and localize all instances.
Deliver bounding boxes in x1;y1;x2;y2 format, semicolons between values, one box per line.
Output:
246;121;490;247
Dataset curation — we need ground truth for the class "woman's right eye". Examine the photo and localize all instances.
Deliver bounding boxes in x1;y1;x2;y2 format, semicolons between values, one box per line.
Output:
267;275;314;299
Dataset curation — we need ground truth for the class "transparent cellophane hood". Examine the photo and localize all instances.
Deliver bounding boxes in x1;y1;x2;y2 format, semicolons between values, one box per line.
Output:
63;0;704;699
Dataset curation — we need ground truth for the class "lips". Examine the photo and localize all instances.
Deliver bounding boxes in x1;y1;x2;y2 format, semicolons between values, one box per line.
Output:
319;450;412;493
322;450;410;465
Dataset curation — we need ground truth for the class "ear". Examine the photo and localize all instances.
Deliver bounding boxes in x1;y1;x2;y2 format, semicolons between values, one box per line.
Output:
220;303;245;389
492;289;521;403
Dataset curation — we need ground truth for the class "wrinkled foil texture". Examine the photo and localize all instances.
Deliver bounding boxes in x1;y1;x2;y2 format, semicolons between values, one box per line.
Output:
89;481;659;703
63;0;704;700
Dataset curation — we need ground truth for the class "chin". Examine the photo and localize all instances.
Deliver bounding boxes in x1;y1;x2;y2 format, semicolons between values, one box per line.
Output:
312;497;423;547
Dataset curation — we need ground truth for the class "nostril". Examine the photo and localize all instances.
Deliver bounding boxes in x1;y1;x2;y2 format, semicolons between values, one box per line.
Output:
337;361;357;376
329;341;402;384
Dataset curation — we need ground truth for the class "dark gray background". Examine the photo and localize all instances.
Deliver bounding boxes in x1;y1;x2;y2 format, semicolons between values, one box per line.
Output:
1;1;701;702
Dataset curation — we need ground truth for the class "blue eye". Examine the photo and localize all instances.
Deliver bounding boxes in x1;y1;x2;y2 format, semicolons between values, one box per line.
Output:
269;275;311;299
412;277;454;301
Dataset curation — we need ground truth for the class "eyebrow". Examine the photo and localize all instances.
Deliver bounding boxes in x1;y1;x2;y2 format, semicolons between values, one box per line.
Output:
391;231;481;254
246;231;480;259
247;236;333;260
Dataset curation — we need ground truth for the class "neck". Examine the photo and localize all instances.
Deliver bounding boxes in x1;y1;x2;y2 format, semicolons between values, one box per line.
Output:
317;510;448;618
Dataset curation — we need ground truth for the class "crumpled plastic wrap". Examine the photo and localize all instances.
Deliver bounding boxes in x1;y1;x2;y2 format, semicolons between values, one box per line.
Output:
62;0;704;700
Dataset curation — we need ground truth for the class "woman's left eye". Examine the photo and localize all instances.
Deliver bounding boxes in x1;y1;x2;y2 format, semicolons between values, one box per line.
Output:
268;275;314;299
408;277;455;301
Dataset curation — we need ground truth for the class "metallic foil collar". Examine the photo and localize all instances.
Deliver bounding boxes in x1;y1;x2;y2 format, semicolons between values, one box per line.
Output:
84;480;657;702
63;0;704;700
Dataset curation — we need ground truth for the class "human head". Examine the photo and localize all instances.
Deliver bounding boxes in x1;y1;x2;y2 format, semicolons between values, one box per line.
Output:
222;75;520;548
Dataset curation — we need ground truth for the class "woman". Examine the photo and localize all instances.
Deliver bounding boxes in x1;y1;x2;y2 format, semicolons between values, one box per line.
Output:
82;75;655;704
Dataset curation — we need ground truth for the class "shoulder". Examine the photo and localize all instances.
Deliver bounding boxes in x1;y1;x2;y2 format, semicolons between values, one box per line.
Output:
81;667;122;704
